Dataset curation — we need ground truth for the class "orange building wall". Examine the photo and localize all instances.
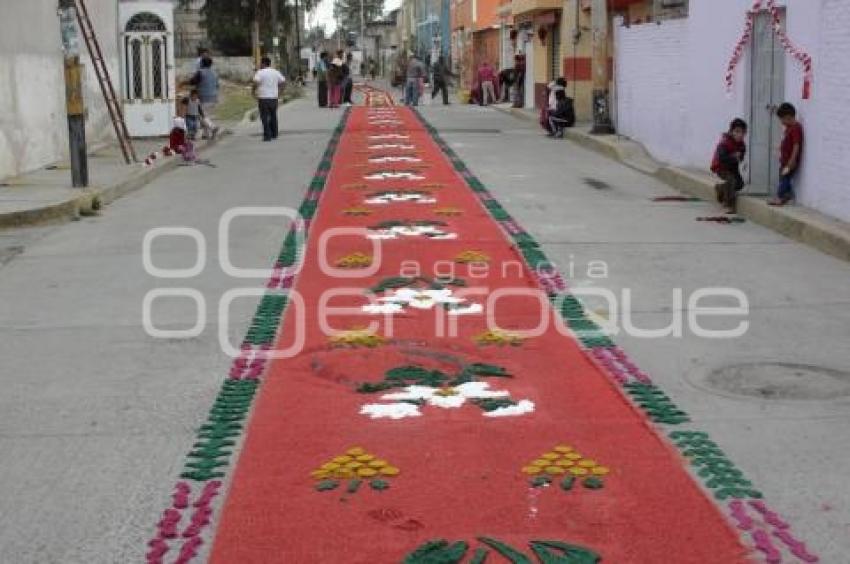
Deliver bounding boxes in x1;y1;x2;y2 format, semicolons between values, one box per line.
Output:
475;0;503;31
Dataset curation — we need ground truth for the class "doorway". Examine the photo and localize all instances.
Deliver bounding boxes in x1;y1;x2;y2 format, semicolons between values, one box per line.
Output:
122;12;172;137
748;9;786;195
524;34;535;109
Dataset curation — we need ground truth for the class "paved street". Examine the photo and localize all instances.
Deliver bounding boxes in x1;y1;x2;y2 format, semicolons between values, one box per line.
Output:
1;93;848;562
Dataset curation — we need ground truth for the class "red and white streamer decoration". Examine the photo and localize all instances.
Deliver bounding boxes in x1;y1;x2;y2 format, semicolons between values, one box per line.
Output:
725;0;813;100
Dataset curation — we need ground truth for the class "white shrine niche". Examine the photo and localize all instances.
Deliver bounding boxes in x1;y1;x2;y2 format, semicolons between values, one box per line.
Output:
119;1;176;137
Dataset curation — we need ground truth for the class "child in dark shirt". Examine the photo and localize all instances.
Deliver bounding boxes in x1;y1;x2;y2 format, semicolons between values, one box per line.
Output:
769;103;804;206
711;118;748;213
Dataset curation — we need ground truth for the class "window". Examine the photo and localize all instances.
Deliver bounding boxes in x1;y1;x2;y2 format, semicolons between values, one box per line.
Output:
152;39;163;98
126;12;166;33
131;39;143;99
653;0;689;20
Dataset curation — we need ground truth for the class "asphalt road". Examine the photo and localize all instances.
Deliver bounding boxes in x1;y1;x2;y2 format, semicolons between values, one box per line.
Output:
0;92;848;562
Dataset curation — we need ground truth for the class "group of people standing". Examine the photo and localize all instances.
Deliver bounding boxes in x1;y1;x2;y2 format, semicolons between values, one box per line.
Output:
315;51;354;108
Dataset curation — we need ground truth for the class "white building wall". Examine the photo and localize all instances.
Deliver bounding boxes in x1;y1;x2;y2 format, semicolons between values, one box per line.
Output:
615;18;690;166
0;0;120;179
615;0;850;223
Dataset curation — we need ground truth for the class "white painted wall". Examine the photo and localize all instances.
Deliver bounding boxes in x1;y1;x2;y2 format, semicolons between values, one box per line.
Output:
615;0;850;223
0;0;120;180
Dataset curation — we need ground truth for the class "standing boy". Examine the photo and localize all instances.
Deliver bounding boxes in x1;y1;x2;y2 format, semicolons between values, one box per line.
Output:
711;118;748;213
252;57;286;142
769;103;804;206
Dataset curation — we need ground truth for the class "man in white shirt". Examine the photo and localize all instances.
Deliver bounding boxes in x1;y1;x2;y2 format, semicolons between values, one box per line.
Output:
252;57;286;141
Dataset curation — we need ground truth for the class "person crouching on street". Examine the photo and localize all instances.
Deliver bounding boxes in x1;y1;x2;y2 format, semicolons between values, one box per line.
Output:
711;118;748;214
169;117;196;162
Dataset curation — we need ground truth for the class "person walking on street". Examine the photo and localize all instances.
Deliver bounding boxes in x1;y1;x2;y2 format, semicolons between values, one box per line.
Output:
431;56;453;105
477;61;497;106
252;56;286;142
316;52;329;107
341;52;354;106
405;55;426;106
186;56;220;139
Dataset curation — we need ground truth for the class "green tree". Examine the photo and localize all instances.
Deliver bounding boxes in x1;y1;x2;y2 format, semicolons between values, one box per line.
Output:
333;0;385;40
183;0;316;57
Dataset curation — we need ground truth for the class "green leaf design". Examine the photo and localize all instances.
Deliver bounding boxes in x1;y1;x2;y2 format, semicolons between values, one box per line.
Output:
528;540;601;564
403;540;468;564
477;537;533;564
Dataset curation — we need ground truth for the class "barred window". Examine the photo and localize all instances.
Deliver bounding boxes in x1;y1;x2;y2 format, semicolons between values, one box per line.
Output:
131;38;143;99
152;39;163;98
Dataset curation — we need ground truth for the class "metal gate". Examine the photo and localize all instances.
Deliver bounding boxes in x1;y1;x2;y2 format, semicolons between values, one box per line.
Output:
748;9;786;195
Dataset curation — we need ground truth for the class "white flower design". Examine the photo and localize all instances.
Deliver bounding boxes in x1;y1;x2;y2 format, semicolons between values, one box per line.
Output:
368;156;423;164
361;287;482;316
364;192;435;204
368;143;415;150
359;382;535;419
364;171;425;181
366;224;457;240
368;134;410;140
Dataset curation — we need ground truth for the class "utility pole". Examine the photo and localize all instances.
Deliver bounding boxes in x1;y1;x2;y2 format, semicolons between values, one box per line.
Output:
590;0;615;134
270;0;280;69
295;0;302;81
252;0;261;68
360;0;366;65
58;0;88;187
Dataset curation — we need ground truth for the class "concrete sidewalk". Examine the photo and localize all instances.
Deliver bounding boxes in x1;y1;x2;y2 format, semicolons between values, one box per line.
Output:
0;135;225;229
494;104;850;262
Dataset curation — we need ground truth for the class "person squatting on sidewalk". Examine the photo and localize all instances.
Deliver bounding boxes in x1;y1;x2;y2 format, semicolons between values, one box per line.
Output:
541;77;567;134
769;103;804;206
546;90;576;138
711;118;748;214
168;117;196;162
252;57;286;142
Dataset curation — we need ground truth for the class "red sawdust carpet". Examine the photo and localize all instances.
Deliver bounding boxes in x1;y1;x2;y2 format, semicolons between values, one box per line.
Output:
208;107;750;563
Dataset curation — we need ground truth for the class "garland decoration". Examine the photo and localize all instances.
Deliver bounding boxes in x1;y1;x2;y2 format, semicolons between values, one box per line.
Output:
725;0;813;99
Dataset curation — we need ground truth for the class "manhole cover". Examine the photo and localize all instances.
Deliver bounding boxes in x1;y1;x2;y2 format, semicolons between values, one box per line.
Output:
697;363;850;401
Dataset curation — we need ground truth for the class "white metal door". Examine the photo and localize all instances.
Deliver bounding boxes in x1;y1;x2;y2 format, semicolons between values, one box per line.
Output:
524;37;535;108
748;10;786;194
122;10;173;137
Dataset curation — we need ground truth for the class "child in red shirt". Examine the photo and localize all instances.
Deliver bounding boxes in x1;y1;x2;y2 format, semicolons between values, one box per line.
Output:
769;103;804;206
168;117;196;162
711;118;748;213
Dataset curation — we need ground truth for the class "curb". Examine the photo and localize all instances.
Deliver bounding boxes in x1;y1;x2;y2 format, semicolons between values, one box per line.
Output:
0;134;227;230
494;105;850;262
